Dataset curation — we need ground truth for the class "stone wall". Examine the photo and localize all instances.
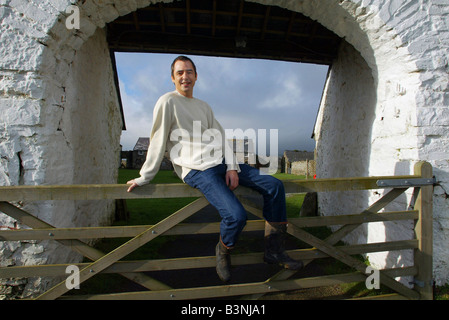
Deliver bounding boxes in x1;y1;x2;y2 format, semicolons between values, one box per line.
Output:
0;2;122;297
314;39;380;255
309;1;449;285
291;160;316;177
314;40;417;284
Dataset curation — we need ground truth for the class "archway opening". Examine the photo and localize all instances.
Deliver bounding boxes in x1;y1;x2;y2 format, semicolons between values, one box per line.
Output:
107;0;341;175
115;53;328;167
106;1;384;271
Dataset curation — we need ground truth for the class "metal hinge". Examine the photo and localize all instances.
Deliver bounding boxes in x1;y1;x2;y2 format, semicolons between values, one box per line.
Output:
409;279;425;288
409;279;434;288
376;177;436;188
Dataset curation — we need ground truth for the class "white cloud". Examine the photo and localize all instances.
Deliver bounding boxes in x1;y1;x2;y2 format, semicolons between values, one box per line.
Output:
257;74;303;110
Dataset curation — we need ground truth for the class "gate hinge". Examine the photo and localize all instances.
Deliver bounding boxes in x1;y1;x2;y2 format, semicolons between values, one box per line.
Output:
376;177;436;188
409;279;434;288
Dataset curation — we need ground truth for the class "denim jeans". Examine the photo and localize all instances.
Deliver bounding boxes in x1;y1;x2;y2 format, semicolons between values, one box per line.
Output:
184;163;287;248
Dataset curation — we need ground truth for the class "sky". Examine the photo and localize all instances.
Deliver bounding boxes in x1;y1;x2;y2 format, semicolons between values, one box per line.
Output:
115;52;329;156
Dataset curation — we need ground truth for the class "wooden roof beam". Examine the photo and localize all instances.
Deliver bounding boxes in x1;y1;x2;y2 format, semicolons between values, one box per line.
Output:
186;0;191;34
236;0;244;36
260;6;270;40
285;11;296;40
159;3;166;33
132;12;140;31
212;0;217;36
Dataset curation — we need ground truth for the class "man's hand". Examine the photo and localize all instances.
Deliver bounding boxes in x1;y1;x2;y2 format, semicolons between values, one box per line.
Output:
225;170;239;191
126;179;139;192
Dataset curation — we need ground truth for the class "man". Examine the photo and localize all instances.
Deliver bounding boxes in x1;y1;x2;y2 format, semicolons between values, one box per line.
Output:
127;56;303;282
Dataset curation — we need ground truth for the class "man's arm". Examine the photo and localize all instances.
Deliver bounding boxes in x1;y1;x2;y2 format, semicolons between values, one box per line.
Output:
127;99;172;192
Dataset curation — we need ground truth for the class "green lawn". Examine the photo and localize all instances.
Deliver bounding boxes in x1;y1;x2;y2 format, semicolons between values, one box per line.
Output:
118;169;306;223
118;170;196;225
272;172;306;180
117;169;183;185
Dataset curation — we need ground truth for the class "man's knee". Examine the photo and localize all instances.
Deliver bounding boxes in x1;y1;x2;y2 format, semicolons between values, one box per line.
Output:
267;177;285;197
234;206;248;227
230;205;247;230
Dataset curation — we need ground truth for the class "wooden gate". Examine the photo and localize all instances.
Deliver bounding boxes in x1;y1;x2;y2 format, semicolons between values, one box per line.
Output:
0;162;433;300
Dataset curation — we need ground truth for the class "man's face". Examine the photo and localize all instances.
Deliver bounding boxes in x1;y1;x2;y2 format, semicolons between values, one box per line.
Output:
171;60;197;98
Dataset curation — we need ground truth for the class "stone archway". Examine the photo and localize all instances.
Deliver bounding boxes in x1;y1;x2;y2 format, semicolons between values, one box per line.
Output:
1;0;448;296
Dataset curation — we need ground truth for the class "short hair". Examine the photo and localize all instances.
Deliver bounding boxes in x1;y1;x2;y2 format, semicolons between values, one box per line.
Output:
171;55;197;77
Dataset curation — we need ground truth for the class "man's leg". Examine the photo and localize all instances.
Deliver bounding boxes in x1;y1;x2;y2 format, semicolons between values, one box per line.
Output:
238;164;303;270
184;164;247;282
237;163;287;222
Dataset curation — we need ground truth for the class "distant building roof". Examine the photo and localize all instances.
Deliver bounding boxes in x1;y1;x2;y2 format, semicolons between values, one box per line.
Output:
133;137;150;151
283;150;314;162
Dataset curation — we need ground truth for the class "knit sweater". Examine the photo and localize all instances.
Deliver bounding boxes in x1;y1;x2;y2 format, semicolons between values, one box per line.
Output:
133;91;240;186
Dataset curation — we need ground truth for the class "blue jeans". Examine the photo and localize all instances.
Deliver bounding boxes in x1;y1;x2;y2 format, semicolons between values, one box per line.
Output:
184;163;287;248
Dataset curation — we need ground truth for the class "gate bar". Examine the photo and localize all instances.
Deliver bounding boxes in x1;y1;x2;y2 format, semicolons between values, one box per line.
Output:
0;202;170;292
34;197;209;300
413;162;433;300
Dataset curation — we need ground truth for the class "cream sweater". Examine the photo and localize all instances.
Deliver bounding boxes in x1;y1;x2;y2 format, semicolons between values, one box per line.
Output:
133;91;240;186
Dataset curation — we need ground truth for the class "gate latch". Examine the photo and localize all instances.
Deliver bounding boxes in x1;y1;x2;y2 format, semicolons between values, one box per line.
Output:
376;177;436;188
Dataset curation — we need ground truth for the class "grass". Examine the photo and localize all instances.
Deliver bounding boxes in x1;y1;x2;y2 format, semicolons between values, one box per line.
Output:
435;285;449;300
117;169;306;223
117;169;197;225
272;172;306;180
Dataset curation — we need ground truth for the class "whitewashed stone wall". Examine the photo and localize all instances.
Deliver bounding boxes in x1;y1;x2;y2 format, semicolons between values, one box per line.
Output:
314;40;416;285
0;0;448;298
314;39;376;219
0;1;123;297
308;0;449;286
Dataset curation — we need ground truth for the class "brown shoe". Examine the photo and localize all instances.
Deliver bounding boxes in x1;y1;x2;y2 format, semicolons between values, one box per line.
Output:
264;222;303;270
216;241;232;282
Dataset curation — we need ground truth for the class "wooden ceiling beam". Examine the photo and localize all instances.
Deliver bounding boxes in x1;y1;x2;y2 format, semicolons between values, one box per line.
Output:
285;11;296;41
112;18;337;40
236;0;244;36
260;6;270;40
186;0;191;34
107;0;341;65
108;31;336;64
158;3;166;33
212;0;217;36
132;12;140;31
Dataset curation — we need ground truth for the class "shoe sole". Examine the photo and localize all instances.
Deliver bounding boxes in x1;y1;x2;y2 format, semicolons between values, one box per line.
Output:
264;256;304;270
